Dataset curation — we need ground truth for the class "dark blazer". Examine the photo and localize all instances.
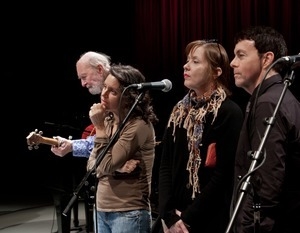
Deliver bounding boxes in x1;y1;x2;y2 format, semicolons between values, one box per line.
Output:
157;97;243;233
233;74;300;233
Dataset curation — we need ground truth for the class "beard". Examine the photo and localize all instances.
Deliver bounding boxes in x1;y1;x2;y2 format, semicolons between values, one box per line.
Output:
88;85;102;95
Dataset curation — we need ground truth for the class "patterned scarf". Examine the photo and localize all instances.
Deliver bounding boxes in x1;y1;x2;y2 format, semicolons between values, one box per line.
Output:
167;86;226;199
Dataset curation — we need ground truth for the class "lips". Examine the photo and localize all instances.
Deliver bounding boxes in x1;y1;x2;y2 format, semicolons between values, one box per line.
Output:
184;74;190;79
101;99;107;106
233;72;240;78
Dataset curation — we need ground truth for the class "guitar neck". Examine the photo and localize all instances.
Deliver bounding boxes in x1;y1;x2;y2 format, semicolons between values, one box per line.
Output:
40;137;59;147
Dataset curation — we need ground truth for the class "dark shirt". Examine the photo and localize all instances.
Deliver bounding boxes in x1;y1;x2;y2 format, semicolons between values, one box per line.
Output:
159;97;243;233
233;74;300;233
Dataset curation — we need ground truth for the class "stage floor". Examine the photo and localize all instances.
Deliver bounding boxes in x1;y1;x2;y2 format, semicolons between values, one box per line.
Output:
0;193;89;233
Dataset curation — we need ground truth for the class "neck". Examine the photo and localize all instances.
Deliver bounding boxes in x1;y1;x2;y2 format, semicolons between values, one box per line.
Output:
196;87;216;101
248;70;278;94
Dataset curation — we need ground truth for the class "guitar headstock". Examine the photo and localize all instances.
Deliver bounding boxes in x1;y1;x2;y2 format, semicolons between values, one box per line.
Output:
26;130;43;150
26;129;58;150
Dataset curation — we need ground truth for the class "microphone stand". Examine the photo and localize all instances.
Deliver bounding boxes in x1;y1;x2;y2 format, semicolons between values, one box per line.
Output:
62;91;145;228
225;69;295;233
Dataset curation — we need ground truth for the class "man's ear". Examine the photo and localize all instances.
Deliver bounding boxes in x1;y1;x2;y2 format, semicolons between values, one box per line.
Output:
262;51;275;68
97;64;104;74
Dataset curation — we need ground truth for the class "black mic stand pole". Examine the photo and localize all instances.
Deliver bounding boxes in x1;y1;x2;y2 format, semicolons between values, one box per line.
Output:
225;70;295;233
62;91;145;220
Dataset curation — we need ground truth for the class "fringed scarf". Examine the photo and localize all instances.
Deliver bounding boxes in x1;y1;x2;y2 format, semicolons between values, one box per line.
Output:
167;86;226;199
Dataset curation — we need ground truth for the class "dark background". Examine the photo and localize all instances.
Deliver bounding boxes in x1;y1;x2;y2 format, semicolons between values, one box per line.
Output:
2;1;299;199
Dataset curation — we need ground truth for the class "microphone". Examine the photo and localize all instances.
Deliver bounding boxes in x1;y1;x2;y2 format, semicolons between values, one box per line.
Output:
128;79;172;92
278;55;300;63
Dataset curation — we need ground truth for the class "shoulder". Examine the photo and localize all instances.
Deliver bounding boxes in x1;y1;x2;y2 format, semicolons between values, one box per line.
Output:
125;118;154;131
212;98;244;127
219;98;244;116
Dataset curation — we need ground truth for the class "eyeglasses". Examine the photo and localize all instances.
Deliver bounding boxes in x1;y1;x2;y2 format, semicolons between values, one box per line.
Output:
204;39;223;66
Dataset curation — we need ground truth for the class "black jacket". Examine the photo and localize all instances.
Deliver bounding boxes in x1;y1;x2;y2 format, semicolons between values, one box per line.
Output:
158;97;243;233
233;74;300;233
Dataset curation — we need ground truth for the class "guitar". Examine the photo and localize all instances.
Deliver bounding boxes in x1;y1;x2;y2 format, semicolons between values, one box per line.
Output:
26;130;96;222
26;129;59;150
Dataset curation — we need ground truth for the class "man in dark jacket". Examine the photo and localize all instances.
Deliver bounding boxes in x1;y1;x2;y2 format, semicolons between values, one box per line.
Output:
230;26;300;233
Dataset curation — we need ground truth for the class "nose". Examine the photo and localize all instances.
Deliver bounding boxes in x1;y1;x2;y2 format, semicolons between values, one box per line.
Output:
230;57;237;68
101;88;108;97
183;62;189;71
81;80;87;87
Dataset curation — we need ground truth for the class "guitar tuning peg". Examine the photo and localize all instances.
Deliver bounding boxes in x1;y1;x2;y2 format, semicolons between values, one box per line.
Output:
34;129;43;136
68;135;73;140
28;145;33;150
34;145;39;150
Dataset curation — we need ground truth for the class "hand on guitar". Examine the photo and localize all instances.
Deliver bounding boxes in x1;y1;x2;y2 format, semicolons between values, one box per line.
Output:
51;136;73;157
27;130;140;174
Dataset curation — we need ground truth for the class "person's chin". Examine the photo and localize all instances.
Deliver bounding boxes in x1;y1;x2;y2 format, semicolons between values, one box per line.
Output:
234;79;243;88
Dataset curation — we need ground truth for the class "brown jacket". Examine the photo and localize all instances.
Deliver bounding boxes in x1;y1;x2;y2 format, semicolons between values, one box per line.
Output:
87;118;156;212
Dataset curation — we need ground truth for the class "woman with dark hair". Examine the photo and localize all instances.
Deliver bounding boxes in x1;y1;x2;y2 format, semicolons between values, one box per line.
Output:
87;64;159;233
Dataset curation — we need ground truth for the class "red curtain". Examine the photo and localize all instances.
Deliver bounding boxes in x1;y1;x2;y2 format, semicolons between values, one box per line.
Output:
132;0;300;137
133;0;299;81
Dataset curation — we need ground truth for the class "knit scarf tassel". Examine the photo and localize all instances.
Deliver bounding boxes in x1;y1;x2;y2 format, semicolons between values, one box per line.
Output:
168;87;226;199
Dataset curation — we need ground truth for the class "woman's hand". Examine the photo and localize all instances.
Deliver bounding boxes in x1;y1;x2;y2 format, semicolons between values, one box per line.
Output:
116;159;140;173
89;103;106;129
169;219;189;233
168;210;190;233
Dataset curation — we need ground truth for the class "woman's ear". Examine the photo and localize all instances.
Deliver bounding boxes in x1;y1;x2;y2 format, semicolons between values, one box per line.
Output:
215;67;222;79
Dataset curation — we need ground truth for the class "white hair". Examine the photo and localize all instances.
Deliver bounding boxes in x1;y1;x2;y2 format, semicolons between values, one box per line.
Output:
78;51;111;71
